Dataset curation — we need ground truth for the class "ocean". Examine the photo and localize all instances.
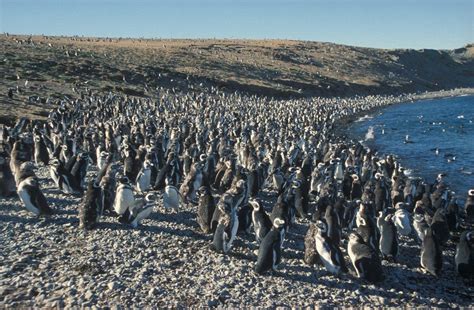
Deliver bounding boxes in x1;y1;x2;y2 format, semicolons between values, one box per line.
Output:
347;95;474;201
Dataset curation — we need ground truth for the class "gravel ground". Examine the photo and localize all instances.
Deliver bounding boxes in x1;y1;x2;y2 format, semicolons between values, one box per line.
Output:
1;165;473;308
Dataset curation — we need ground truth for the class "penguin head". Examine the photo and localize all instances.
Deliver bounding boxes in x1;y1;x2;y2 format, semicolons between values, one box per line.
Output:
315;220;328;234
395;202;406;210
273;218;285;229
145;193;156;203
119;176;130;184
19;161;36;173
466;232;473;245
468;189;474;197
249;199;260;211
348;232;364;244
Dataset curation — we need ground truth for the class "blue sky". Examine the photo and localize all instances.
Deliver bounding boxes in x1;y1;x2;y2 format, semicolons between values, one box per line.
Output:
0;0;472;49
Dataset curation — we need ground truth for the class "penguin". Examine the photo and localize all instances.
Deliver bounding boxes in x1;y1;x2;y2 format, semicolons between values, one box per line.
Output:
33;134;50;166
163;177;181;212
314;219;348;275
79;178;103;230
356;204;379;253
128;193;156;228
238;203;253;234
97;151;110;171
464;189;474;223
249;199;272;245
49;159;81;195
325;204;341;246
99;163;117;213
377;212;398;261
347;232;384;283
455;231;473;278
304;221;321;265
113;176;135;217
0;151;16;197
179;162;203;203
196;185;216;234
393;202;412;236
211;212;232;253
420;228;442;277
413;204;430;244
70;152;89;190
254;218;285;274
16;162;53;216
430;208;450;246
136;159;152;193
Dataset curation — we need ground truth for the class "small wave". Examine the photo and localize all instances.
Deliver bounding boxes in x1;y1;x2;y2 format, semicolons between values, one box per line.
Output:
355;115;373;122
457;115;464;119
365;126;375;140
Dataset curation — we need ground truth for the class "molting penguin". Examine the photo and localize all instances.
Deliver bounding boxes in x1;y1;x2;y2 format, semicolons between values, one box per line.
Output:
304;220;321;266
0;151;16;197
79;178;103;230
16;162;53;216
254;218;285;274
314;219;348;275
377;212;398;261
420;227;442;277
196;185;216;234
250;199;272;245
455;231;473;278
347;232;384;283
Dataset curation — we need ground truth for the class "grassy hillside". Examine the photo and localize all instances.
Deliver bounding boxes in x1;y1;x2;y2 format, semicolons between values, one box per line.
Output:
1;34;473;123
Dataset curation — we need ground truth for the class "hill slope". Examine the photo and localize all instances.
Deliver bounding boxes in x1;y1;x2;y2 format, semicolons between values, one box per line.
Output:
1;34;473;123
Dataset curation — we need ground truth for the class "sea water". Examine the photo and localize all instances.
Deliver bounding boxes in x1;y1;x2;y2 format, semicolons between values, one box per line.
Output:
348;95;474;200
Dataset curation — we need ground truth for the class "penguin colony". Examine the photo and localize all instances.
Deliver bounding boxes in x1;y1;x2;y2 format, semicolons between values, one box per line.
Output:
0;88;473;284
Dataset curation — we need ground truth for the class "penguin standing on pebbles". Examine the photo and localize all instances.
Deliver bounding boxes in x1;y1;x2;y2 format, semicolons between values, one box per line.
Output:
377;212;398;261
249;199;272;245
33;134;49;166
17;162;53;216
413;204;429;244
196;185;216;233
455;231;473;278
420;228;442;277
136;159;152;193
127;193;156;228
0;151;16;197
79;178;103;230
393;202;412;236
113;176;135;218
163;177;181;213
314;220;348;275
254;218;285;274
304;221;320;265
347;232;384;283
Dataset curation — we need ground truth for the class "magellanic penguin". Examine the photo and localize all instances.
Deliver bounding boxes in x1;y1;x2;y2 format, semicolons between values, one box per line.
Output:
113;176;135;216
136;159;152;193
249;199;272;245
128;193;156;228
377;212;398;261
430;208;450;246
455;231;473;278
79;178;103;230
254;218;285;274
16;162;53;216
314;219;348;275
393;202;412;236
465;189;474;223
196;185;216;233
0;151;17;197
413;203;430;244
420;227;442;277
49;158;81;195
163;177;181;213
347;232;384;283
304;221;321;266
33;134;50;166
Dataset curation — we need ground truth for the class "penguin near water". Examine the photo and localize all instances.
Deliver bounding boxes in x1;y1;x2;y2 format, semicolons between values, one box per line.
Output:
420;228;443;277
464;189;474;223
455;231;473;278
377;212;398;261
254;218;285;274
79;178;103;230
314;219;348;275
16;162;53;216
347;232;384;283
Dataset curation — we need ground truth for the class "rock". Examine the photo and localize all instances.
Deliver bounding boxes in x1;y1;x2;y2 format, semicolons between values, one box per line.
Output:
108;282;118;291
207;300;218;307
